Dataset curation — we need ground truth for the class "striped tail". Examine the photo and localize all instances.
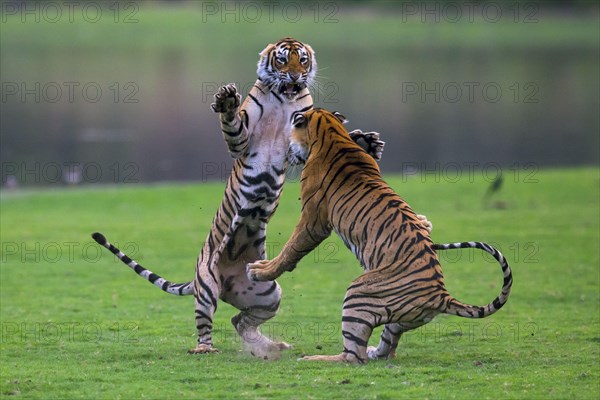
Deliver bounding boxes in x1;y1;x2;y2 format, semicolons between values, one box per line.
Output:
92;232;194;296
433;241;513;318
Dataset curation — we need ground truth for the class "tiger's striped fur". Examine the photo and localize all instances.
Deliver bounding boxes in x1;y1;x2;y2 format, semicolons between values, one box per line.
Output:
92;38;386;358
247;109;513;364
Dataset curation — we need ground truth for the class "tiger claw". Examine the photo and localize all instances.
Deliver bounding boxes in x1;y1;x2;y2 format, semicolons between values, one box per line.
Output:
364;132;380;141
417;214;433;233
247;260;282;282
211;83;241;114
349;129;385;161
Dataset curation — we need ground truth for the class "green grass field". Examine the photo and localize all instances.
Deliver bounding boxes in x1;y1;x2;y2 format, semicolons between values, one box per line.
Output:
1;168;599;399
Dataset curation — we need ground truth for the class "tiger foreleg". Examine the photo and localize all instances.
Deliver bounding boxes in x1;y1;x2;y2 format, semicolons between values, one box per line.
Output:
211;83;249;159
246;258;287;281
348;129;385;161
247;214;331;282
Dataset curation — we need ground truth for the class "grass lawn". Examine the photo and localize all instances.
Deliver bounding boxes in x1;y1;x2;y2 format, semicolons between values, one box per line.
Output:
1;168;598;399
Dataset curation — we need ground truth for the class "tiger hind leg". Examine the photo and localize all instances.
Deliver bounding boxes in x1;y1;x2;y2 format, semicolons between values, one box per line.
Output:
300;323;374;363
188;262;221;354
367;323;404;360
300;307;373;364
301;280;379;364
223;271;290;360
368;319;431;360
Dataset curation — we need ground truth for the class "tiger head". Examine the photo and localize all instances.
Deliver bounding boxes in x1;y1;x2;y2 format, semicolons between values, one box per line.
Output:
289;109;348;164
257;37;316;100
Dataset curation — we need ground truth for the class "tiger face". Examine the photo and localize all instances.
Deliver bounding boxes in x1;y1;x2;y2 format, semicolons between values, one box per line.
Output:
257;37;316;100
289;109;347;164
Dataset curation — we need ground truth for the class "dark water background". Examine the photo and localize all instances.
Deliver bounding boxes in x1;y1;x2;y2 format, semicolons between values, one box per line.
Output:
1;1;598;185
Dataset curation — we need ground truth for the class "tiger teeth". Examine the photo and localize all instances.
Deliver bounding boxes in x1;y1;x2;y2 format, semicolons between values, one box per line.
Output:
281;83;301;97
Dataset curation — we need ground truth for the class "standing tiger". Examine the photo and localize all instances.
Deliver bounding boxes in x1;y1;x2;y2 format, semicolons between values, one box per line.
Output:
92;38;392;358
247;108;513;364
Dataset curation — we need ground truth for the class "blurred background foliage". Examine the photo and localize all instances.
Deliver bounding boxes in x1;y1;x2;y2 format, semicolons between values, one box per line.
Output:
1;0;598;184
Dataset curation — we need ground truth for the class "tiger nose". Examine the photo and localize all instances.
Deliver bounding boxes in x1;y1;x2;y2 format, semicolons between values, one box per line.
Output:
289;72;300;82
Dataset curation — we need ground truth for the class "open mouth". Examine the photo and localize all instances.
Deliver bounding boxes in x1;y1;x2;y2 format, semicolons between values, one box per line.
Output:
279;83;305;98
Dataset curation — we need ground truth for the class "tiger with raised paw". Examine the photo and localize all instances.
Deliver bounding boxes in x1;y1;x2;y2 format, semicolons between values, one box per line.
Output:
92;38;393;359
247;108;513;364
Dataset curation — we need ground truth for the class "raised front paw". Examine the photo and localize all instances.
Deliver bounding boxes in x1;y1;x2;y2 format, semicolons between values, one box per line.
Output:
210;83;241;114
348;130;385;161
416;214;433;234
247;259;283;282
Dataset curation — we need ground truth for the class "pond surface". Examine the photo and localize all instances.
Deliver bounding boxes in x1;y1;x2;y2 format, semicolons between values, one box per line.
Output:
1;5;598;185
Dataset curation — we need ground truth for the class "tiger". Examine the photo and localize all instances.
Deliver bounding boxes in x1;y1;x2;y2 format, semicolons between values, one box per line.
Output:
246;108;513;364
92;38;394;359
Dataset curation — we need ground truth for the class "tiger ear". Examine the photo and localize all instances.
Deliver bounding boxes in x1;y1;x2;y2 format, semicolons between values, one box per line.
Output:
292;112;307;128
259;43;276;57
304;43;315;56
332;111;348;124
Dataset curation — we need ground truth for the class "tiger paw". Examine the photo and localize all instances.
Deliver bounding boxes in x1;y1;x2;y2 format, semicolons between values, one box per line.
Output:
246;259;282;282
210;83;241;114
247;340;292;361
349;130;385;161
188;344;220;354
275;341;292;350
300;353;362;364
367;346;396;360
416;214;433;233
